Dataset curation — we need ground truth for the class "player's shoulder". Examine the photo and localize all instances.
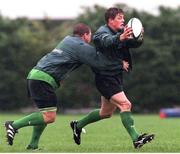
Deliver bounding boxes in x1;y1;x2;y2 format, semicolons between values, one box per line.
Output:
95;25;112;37
80;42;95;51
96;25;108;32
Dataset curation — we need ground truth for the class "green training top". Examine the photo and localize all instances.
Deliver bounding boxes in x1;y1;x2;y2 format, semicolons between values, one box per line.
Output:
27;36;122;89
93;24;143;72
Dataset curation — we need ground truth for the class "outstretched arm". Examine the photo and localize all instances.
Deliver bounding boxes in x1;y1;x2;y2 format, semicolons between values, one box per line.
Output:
93;26;133;52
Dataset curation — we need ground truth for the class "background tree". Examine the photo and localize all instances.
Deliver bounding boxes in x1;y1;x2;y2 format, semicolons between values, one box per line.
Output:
0;4;179;112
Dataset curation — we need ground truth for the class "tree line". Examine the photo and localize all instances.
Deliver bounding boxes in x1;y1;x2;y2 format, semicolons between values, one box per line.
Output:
0;4;179;112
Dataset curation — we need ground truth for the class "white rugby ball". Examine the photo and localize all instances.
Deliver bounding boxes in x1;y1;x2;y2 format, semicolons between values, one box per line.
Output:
127;17;143;39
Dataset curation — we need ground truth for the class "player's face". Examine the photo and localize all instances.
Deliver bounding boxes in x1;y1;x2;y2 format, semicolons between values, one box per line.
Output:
109;13;125;31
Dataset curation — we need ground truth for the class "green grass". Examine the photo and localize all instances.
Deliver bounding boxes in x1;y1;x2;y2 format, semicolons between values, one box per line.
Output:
0;113;180;152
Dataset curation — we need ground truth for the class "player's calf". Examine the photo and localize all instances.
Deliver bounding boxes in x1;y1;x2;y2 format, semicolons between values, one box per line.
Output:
100;113;113;119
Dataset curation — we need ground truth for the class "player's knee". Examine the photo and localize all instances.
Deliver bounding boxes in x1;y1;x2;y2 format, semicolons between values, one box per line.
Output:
115;98;132;112
121;101;132;112
42;111;56;124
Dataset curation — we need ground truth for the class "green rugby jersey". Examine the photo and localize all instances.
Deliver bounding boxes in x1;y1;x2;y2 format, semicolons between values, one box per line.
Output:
93;24;143;72
27;36;122;89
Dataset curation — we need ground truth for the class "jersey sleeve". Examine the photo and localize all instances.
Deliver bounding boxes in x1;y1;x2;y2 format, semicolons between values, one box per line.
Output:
93;31;127;52
75;43;121;69
75;43;98;66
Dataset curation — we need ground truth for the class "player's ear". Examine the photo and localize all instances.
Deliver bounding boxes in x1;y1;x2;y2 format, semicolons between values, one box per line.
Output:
81;33;87;43
108;18;114;25
81;33;86;40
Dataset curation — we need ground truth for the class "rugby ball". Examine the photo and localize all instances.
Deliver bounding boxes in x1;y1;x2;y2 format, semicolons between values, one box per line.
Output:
127;17;143;39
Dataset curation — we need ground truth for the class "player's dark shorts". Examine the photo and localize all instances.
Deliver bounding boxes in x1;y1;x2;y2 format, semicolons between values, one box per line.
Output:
27;79;57;109
95;73;123;100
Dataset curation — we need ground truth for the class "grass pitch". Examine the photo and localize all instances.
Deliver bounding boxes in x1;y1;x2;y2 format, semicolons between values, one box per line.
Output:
0;113;180;152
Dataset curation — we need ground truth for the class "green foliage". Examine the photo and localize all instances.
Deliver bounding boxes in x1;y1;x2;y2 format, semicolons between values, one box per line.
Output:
0;17;53;110
0;4;180;112
77;5;106;33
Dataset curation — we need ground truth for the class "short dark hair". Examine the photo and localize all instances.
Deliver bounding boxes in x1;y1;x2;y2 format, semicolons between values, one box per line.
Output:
105;7;124;23
73;23;91;36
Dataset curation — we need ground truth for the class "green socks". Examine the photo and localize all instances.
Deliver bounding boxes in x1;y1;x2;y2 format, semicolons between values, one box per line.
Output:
77;109;102;129
12;112;45;130
120;111;139;141
77;110;139;141
27;124;47;149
